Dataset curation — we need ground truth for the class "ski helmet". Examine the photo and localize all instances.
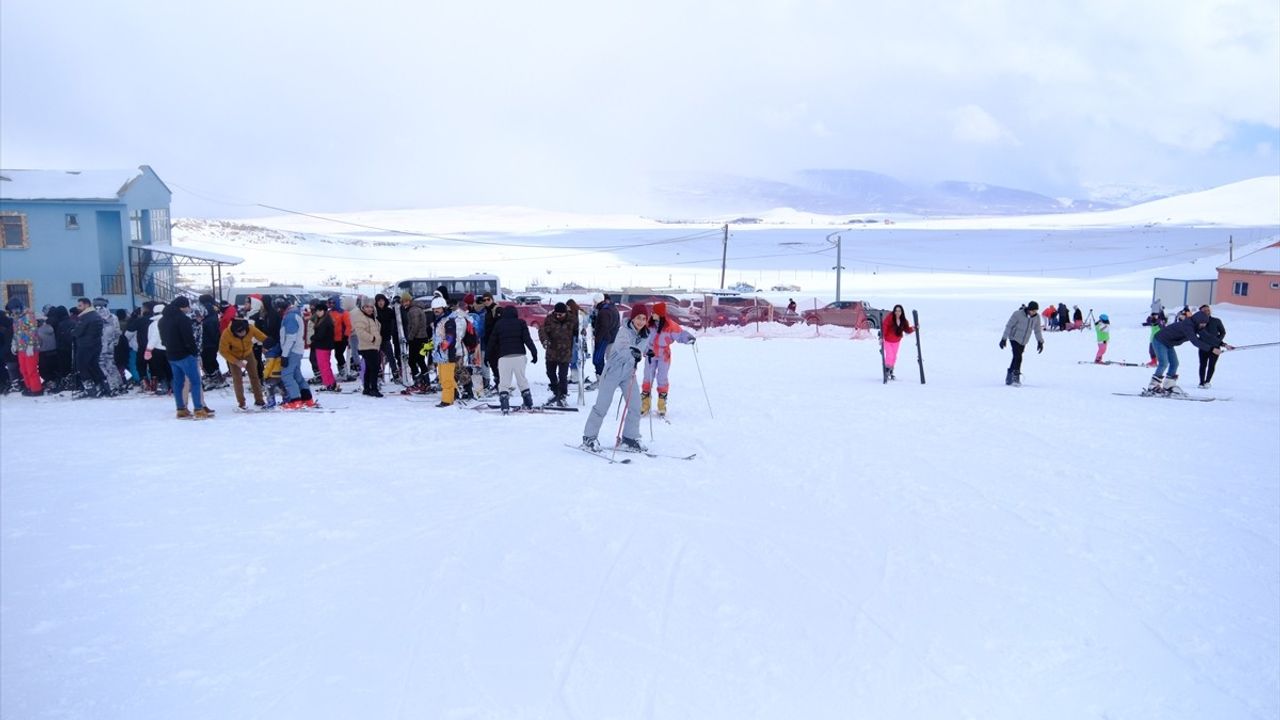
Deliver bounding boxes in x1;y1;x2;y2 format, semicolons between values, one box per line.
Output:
1099;314;1109;323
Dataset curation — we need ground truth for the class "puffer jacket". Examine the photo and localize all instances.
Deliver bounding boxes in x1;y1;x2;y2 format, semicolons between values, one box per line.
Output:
71;307;104;354
488;306;538;361
1002;306;1044;346
603;319;655;375
10;309;40;354
37;320;56;352
351;306;382;350
279;306;304;357
648;314;694;363
219;321;266;363
538;313;575;363
1154;312;1220;351
96;307;121;356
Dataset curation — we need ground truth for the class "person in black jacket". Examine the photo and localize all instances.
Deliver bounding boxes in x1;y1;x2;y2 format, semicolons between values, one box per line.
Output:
1196;305;1228;388
70;297;107;397
591;294;620;379
158;296;214;418
309;302;337;391
1149;310;1229;394
487;305;539;412
374;293;401;382
197;294;223;387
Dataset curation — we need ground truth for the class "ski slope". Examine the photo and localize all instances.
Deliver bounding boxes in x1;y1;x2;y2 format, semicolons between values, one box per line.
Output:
2;281;1278;718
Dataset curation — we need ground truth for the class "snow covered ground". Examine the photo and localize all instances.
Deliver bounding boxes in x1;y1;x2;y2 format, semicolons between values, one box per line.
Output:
3;294;1278;718
3;187;1279;718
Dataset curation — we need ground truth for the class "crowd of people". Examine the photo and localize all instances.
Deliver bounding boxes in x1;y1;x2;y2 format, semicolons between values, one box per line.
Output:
1000;297;1232;392
0;288;703;441
3;290;1236;435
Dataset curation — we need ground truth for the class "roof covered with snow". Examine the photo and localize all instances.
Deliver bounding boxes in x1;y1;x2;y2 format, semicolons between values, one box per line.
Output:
1218;245;1280;273
0;168;148;201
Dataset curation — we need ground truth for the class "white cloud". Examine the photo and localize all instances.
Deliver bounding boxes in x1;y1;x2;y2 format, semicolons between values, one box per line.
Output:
950;105;1021;145
1;0;1276;215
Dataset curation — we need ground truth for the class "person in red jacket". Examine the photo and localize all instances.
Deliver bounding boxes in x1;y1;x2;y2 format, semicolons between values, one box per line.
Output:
880;304;914;381
327;295;353;380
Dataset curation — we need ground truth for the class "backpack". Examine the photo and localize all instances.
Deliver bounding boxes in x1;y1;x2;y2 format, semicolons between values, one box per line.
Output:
462;317;478;350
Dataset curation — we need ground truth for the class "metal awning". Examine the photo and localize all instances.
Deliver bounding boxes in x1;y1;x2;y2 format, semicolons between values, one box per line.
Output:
132;244;244;266
128;244;243;307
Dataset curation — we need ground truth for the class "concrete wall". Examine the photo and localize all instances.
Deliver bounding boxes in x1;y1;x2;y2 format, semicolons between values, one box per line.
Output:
0;200;129;309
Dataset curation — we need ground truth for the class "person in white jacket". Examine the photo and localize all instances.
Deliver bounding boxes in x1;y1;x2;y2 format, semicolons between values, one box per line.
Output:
146;303;171;393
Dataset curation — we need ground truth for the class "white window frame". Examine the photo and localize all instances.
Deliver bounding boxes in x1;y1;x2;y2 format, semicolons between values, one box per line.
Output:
149;208;170;245
1232;281;1249;297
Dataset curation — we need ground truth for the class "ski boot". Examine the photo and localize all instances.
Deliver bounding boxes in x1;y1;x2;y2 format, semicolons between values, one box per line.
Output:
657;392;668;417
1011;373;1022;388
581;436;601;452
1005;369;1015;386
521;389;533;410
499;391;511;414
618;436;647;453
640;391;651;415
1144;375;1165;396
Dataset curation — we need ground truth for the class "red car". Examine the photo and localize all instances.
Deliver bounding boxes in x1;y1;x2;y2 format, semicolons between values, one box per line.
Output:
497;302;549;329
801;301;883;329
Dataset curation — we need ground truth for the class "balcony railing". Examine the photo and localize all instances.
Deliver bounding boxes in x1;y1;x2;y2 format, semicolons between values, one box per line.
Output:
100;274;126;295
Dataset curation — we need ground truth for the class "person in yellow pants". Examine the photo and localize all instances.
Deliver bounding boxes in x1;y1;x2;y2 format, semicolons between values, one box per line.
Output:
430;296;461;407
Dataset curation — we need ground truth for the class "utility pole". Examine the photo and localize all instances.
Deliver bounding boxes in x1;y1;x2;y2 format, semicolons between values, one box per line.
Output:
1229;235;1234;262
826;230;845;302
719;224;728;290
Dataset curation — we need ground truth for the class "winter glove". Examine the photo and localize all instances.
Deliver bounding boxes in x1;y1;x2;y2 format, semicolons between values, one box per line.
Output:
630;347;642;363
1037;341;1044;354
688;337;696;344
645;349;655;359
531;353;538;364
998;338;1006;350
280;354;290;369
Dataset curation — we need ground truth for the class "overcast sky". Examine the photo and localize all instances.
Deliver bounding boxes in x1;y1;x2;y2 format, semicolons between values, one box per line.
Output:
2;0;1277;218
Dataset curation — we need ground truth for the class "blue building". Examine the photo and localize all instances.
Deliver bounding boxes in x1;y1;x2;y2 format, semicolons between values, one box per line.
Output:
0;165;238;311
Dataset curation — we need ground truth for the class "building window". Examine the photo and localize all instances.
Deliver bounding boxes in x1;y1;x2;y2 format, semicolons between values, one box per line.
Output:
71;282;85;296
150;208;170;244
1233;281;1249;297
66;213;80;230
3;281;33;309
130;210;142;243
1;212;28;249
1271;281;1280;290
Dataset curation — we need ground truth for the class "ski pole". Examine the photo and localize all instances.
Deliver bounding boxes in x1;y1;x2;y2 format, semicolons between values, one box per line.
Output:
612;372;636;462
1227;342;1280;351
691;342;714;419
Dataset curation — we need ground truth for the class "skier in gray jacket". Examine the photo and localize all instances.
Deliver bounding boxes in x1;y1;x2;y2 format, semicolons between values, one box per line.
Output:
999;301;1045;387
582;303;656;453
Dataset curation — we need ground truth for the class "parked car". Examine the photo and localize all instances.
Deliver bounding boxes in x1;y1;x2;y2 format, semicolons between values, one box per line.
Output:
801;301;883;329
498;302;550;329
738;304;802;325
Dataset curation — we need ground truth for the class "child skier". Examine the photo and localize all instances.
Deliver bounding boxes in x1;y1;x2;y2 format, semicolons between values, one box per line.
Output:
641;302;695;417
1094;313;1110;363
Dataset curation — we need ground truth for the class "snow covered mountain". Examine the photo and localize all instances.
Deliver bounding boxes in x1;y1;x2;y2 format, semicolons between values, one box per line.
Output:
652;169;1120;216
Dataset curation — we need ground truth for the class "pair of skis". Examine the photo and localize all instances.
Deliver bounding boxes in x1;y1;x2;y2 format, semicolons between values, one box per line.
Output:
564;444;697;464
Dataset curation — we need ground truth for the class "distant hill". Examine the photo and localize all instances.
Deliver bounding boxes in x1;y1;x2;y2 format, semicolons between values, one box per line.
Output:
653;169;1122;216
